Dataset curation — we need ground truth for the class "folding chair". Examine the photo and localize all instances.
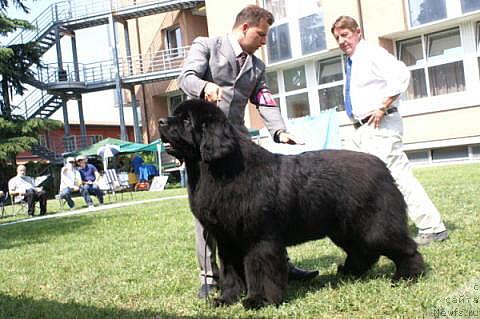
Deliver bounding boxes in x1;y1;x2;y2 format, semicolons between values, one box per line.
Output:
104;169;134;201
10;193;30;216
0;191;7;218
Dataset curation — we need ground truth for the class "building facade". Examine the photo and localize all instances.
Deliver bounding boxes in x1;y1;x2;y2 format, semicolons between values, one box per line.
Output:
129;0;480;165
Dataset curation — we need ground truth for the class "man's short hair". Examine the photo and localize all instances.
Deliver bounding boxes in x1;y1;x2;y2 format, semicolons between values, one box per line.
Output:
331;16;359;34
233;5;274;28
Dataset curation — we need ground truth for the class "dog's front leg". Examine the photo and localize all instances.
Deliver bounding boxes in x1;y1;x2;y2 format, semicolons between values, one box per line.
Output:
213;244;246;306
242;241;288;309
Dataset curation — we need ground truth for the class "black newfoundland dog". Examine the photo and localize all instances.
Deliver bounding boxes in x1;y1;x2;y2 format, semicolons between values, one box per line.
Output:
158;99;424;309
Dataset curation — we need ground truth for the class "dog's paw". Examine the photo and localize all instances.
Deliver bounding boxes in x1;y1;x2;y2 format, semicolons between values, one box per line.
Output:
242;295;270;310
212;297;228;307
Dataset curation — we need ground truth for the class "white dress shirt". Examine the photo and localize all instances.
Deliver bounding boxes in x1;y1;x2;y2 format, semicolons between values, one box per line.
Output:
349;40;410;120
60;165;81;191
8;175;36;202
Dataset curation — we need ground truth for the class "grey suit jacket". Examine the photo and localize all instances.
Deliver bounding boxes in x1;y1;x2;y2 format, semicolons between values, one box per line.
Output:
178;36;286;137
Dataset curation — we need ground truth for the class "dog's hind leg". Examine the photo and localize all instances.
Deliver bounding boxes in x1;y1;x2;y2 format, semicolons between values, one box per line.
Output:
337;244;380;277
214;245;246;306
383;236;425;281
242;241;288;309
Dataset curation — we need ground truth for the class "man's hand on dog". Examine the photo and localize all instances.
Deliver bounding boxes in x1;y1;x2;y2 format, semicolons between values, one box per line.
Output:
278;131;305;145
204;82;223;103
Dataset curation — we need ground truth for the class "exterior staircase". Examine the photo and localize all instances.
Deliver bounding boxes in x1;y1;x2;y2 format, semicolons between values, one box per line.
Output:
8;0;204;119
31;144;65;164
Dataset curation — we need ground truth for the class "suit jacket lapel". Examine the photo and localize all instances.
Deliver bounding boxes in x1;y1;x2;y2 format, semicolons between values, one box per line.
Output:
218;36;238;74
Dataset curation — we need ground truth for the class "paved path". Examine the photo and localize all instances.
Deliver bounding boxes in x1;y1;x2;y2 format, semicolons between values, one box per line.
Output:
0;195;188;227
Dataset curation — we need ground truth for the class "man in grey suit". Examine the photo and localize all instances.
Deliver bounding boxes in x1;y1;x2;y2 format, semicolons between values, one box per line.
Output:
178;4;318;299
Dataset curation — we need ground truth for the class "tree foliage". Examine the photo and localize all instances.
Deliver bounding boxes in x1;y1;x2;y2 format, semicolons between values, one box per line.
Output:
0;0;62;165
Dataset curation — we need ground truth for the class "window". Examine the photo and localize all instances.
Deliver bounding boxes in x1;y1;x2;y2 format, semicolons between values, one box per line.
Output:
265;0;326;63
168;93;187;115
283;66;306;91
166;26;182;56
316;56;345;111
89;135;103;145
472;145;480;158
431;146;468;161
266;71;279;94
477;22;480;75
406;150;430;163
286;93;310;118
38;134;48;147
267;23;292;63
299;13;326;55
408;0;447;27
407;0;480;27
265;0;286;20
397;27;465;100
461;0;480;13
426;28;465;95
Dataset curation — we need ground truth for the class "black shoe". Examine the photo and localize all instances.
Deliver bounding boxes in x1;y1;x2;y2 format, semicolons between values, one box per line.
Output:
197;283;216;299
288;262;319;281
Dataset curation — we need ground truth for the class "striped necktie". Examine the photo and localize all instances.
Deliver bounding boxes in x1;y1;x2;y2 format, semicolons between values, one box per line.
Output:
236;52;248;72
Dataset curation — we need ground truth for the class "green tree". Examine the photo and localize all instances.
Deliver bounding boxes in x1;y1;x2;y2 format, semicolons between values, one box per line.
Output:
0;0;62;166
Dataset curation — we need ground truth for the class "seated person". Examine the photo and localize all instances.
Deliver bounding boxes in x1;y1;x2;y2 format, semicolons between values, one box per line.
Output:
59;157;82;209
8;164;47;216
130;154;144;177
76;155;104;208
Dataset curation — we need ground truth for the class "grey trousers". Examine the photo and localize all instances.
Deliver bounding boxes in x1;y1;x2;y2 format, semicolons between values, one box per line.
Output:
195;218;219;285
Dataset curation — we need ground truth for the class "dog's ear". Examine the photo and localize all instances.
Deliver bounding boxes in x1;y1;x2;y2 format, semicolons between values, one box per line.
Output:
199;120;236;162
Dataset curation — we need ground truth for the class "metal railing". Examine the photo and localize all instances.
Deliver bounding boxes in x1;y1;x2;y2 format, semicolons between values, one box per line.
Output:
46;134;105;154
35;45;190;84
118;46;189;77
15;45;190;119
7;0;204;46
11;89;59;118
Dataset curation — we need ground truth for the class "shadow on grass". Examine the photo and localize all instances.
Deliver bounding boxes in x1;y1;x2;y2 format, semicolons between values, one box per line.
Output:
285;253;428;303
0;217;94;251
0;293;223;319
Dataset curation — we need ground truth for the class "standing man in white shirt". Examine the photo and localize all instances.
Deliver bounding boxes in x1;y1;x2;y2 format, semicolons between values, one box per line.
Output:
331;16;448;246
8;164;47;216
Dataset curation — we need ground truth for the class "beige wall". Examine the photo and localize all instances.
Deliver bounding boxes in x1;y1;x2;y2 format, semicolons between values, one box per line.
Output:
402;107;480;144
204;0;256;37
360;0;407;42
323;0;359;50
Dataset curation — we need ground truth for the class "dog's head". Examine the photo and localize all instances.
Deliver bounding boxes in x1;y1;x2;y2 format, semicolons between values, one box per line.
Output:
158;99;237;162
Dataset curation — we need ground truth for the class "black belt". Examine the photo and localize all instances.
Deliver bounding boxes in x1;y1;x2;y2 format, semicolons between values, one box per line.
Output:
353;107;398;129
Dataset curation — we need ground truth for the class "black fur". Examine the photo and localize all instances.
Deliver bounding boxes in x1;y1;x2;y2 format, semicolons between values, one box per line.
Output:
158;99;425;309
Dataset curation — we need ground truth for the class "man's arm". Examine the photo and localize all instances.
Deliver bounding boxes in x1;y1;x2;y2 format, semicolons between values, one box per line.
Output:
252;68;303;144
178;37;212;99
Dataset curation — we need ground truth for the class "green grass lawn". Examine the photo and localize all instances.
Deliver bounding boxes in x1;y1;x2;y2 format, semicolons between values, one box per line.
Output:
1;163;479;318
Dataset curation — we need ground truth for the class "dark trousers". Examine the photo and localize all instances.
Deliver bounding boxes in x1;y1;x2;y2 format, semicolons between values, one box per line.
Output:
24;189;47;215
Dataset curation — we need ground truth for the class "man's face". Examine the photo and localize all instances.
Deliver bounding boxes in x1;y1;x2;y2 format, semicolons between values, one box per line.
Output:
77;160;86;168
17;166;26;176
240;18;270;54
333;27;361;57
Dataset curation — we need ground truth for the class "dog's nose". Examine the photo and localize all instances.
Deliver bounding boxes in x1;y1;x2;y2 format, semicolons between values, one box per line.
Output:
159;118;168;126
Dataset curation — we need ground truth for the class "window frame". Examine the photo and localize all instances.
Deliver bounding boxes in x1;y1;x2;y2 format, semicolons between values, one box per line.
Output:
397;26;466;100
315;56;345;112
263;0;327;65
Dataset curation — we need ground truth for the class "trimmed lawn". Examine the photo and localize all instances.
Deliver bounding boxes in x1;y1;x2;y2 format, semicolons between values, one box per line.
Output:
0;163;479;318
